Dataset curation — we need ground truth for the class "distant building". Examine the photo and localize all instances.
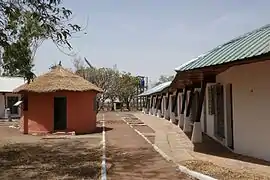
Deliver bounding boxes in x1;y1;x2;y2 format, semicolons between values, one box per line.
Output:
0;77;25;119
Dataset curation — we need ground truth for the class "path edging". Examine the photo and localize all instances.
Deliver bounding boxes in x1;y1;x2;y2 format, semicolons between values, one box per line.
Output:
121;115;217;180
101;114;107;180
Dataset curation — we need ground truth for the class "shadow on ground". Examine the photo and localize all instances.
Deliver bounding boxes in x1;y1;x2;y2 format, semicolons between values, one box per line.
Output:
107;146;156;170
75;127;113;135
0;141;102;180
181;130;270;166
106;146;188;179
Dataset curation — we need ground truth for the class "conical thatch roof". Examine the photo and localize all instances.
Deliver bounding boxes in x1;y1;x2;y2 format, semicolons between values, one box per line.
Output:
13;66;103;93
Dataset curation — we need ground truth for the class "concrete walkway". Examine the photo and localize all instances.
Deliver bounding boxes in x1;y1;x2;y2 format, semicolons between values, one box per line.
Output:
133;112;270;178
134;113;195;162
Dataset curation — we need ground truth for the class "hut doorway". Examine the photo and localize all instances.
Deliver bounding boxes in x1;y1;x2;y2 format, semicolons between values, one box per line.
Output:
54;97;67;130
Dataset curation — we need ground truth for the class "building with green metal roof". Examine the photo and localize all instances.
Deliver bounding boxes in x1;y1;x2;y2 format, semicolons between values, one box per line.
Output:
167;24;270;162
138;24;270;162
175;24;270;72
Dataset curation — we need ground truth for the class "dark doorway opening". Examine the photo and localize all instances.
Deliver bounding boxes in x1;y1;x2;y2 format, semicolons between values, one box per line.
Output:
228;84;234;149
54;97;67;131
7;96;19;114
214;84;225;139
191;91;199;123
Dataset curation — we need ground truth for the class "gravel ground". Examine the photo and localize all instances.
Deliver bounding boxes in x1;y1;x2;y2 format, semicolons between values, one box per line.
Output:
182;160;270;180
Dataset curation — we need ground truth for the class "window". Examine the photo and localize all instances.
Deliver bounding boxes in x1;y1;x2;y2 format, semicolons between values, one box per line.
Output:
209;84;225;139
215;84;225;138
208;85;216;115
191;91;200;123
7;96;19;114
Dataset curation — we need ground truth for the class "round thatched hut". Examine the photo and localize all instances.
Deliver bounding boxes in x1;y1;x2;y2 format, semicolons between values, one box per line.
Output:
13;66;103;134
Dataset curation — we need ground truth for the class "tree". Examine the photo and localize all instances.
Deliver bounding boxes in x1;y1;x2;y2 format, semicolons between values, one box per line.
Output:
0;0;81;81
72;57;121;111
72;57;140;111
154;75;175;86
88;67;120;109
73;57;85;73
1;39;34;79
117;72;139;110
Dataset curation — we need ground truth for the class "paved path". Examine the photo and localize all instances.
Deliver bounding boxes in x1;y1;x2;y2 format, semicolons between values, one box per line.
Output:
102;112;194;180
132;112;270;179
133;112;195;163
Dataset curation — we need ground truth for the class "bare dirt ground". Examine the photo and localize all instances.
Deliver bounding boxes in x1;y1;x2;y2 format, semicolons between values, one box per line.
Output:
0;121;102;180
0;112;197;180
104;112;195;180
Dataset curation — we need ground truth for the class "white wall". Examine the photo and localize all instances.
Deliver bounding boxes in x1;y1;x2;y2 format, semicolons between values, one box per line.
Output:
214;60;270;161
0;94;4;118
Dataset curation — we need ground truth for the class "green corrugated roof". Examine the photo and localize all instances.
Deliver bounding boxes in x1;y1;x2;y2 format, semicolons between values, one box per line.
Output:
138;81;171;96
175;24;270;72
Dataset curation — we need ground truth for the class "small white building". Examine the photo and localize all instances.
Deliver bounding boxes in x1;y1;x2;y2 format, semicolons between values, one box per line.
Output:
0;77;25;119
143;24;270;162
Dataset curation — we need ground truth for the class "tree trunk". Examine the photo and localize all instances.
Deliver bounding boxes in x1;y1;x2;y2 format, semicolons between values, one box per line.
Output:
111;103;115;111
98;99;105;112
110;98;115;111
126;99;130;111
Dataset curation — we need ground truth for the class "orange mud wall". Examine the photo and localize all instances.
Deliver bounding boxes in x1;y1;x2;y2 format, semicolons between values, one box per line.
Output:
20;91;97;134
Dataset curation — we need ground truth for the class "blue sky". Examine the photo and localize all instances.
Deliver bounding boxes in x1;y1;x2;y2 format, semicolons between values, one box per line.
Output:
35;0;270;83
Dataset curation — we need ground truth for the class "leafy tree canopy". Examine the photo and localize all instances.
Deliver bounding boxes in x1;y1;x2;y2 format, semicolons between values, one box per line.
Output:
0;0;81;81
73;57;140;111
118;72;139;110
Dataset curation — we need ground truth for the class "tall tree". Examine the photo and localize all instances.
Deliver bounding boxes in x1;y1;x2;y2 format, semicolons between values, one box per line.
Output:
72;57;121;111
1;39;35;80
117;72;139;110
0;0;81;81
72;58;140;111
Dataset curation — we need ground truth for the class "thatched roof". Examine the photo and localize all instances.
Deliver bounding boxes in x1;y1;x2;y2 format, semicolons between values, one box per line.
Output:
13;66;103;93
